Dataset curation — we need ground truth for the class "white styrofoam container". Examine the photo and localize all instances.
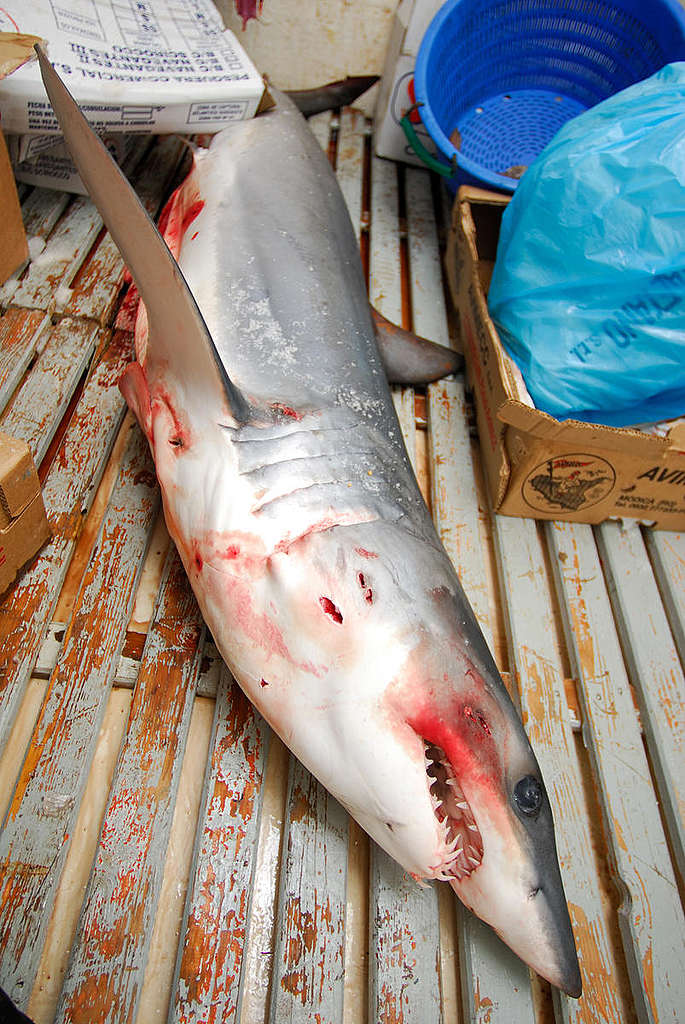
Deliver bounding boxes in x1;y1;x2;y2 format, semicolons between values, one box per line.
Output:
373;0;443;166
0;0;265;137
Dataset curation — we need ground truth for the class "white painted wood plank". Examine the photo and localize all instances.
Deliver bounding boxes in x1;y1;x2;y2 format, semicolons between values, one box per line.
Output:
34;622;224;699
407;160;536;1020
0;188;70;305
644;529;685;666
336;107;367;245
170;669;269;1024
269;759;348;1024
0;188;71;305
11;196;103;313
405;168;449;348
368;852;442;1024
0;309;50;415
20;187;71;256
493;513;624;1024
369;154;418;485
392;386;417;472
56;548;204;1024
307;111;333;153
367;153;443;1020
548;520;685;1024
369;155;401;322
426;376;535;1020
0;317;98;465
0;426;159;1010
0;333;130;754
597;520;684;882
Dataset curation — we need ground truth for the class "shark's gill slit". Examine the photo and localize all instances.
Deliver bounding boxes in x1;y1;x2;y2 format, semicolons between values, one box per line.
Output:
423;740;484;881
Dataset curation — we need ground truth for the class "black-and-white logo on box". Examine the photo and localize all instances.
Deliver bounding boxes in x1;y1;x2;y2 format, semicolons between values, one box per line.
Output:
522;453;616;513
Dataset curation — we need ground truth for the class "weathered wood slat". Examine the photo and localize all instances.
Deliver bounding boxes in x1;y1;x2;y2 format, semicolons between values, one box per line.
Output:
342;115;418;476
369;157;419;472
493;513;623;1024
596;520;685;882
170;668;269;1024
64;136;188;324
405;169;448;349
21;187;71;254
269;760;348;1023
0;308;50;415
0;332;130;753
408;164;536;1022
367;153;442;1021
548;520;685;1024
11;196;103;313
56;549;204;1024
0;316;98;465
426;379;535;1022
0;188;70;306
336;107;367;244
369;856;442;1024
369;156;402;323
392;386;417;471
307;111;333;153
35;622;224;700
644;529;685;666
0;425;159;1009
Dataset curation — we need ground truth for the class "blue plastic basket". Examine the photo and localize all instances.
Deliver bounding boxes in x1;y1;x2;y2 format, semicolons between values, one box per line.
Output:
411;0;685;193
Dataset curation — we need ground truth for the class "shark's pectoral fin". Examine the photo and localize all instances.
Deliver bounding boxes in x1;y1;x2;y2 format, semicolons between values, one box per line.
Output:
34;43;249;426
120;362;153;441
372;307;463;385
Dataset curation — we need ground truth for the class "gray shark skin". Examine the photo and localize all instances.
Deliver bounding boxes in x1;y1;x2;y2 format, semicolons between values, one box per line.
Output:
36;45;581;997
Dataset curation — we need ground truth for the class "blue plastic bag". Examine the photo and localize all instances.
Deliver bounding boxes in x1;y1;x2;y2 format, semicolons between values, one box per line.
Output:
487;63;685;428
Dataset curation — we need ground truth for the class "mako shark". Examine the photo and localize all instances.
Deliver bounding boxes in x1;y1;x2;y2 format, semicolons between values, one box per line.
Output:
37;47;581;996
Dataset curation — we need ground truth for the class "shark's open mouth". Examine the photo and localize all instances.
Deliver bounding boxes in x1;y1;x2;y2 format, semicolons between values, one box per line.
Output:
424;741;484;881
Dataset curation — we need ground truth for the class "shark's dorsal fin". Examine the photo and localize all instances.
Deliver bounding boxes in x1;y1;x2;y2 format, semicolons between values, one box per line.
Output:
35;44;249;423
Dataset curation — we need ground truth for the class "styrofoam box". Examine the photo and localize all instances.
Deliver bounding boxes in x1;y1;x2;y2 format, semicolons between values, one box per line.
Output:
373;0;443;166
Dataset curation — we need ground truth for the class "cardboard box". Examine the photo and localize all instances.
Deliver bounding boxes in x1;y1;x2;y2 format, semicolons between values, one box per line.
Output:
0;432;51;594
0;129;28;283
0;34;34;280
373;0;442;167
446;188;685;530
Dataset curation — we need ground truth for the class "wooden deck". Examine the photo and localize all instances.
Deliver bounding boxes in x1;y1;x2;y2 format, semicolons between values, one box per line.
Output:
0;108;683;1024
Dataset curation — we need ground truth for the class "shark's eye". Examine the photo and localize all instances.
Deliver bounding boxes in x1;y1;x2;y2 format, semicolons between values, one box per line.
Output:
514;775;543;817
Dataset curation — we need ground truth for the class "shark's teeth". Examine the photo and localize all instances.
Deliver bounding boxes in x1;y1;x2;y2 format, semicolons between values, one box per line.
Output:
423;740;484;882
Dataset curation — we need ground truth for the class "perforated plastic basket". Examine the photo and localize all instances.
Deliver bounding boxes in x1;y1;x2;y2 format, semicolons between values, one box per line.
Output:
412;0;685;193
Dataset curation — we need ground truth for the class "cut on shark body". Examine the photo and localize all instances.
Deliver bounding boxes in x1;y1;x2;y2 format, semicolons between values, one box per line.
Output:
35;45;581;997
